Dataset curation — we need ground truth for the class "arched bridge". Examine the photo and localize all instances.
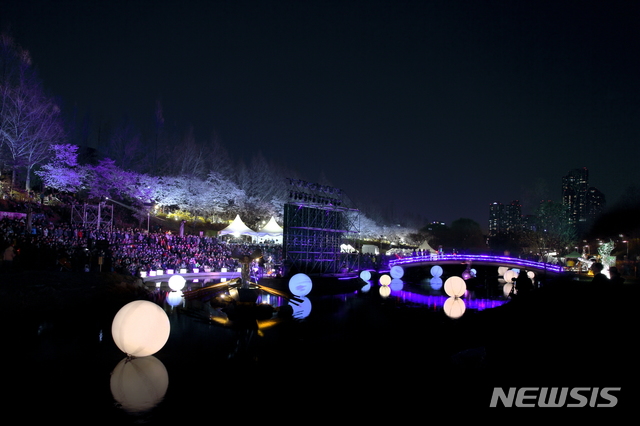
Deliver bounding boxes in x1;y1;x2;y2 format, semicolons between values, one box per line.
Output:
388;254;565;275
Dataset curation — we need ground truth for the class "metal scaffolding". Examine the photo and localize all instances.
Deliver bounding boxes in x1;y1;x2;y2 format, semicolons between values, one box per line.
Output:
71;203;114;230
283;178;359;275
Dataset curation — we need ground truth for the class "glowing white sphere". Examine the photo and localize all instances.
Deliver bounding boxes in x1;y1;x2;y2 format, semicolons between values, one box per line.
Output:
289;273;313;297
431;265;443;277
527;270;535;280
379;274;391;286
503;269;519;283
390;265;404;279
498;266;508;276
168;275;186;291
359;270;372;281
112;300;171;357
110;356;169;413
444;276;466;297
444;297;466;319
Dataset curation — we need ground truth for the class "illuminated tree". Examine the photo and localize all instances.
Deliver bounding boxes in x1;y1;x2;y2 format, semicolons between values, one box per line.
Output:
0;34;65;190
35;144;86;193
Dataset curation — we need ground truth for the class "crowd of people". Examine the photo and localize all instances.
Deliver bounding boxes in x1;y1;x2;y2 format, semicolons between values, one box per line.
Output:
1;215;283;277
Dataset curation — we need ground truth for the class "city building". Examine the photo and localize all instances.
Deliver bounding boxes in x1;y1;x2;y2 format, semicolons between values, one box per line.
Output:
561;167;605;227
562;167;589;226
488;200;522;236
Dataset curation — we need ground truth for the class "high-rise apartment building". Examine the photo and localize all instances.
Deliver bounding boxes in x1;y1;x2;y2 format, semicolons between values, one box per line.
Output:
562;167;605;226
488;200;522;236
562;167;589;225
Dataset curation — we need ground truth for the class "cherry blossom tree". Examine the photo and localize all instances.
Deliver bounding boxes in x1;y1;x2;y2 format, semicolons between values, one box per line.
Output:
35;144;86;193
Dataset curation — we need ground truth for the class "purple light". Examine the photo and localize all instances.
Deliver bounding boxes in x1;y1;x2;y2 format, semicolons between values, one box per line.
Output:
392;290;507;311
388;254;564;274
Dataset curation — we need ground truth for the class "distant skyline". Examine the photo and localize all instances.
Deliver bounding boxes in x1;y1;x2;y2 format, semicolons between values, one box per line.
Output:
2;0;639;230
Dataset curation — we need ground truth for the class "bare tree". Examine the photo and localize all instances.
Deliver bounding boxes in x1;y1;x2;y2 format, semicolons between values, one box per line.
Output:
0;34;65;190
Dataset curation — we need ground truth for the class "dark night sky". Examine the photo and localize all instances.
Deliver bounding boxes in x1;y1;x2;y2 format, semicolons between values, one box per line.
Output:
2;0;639;230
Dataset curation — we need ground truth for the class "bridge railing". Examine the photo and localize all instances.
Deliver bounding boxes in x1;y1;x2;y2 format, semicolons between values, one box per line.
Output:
388;254;565;274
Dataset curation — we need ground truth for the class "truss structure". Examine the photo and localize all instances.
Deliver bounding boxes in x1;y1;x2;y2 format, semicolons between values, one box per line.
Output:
283;179;359;275
71;203;114;230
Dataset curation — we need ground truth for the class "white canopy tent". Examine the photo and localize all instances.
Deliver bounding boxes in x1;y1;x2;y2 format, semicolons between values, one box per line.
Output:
218;215;259;239
255;216;283;243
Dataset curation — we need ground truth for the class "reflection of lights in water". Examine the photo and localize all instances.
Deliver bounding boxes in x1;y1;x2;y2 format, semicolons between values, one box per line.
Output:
110;356;169;414
379;285;391;298
390;278;403;292
429;277;443;290
390;265;404;279
393;290;506;311
290;297;312;319
444;297;466;319
503;282;516;298
361;282;372;292
167;290;184;307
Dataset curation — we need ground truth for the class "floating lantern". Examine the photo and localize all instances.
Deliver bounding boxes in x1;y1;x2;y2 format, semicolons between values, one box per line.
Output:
444;276;466;297
444;297;466;319
110;356;169;413
379;274;391;286
289;273;313;297
498;266;508;276
168;275;186;291
359;270;372;281
527;270;535;280
390;265;404;279
461;270;472;280
431;265;443;278
503;269;518;283
112;300;171;357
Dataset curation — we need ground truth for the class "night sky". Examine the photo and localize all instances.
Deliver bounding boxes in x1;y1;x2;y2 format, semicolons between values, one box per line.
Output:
2;0;639;230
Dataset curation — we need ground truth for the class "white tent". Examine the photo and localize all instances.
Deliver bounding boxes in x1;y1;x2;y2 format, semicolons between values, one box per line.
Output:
218;215;258;239
255;216;283;237
255;216;283;243
418;240;438;254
